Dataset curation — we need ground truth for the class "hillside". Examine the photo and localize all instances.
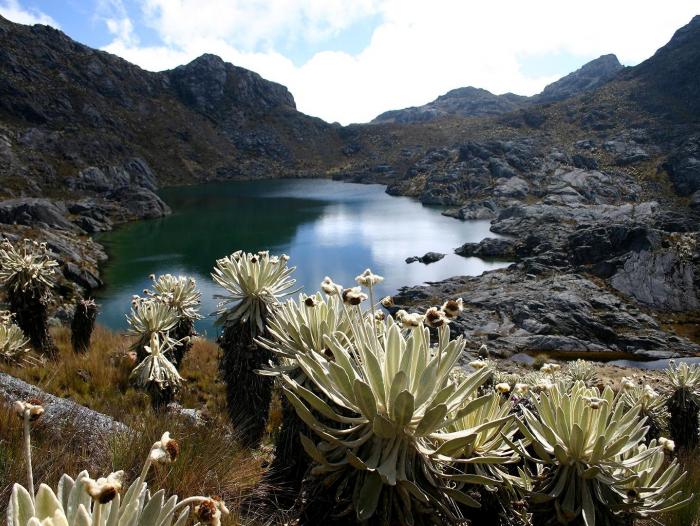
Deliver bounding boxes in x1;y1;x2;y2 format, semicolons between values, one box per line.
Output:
0;15;344;209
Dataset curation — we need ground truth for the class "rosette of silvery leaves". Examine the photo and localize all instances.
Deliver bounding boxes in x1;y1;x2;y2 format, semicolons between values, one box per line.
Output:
145;273;203;323
126;297;180;354
0;239;58;296
0;310;30;363
280;311;518;523
212;250;297;336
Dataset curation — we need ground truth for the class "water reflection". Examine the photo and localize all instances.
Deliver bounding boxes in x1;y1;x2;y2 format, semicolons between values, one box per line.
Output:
95;179;510;336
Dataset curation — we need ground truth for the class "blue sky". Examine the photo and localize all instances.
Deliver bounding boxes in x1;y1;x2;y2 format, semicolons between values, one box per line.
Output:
1;0;697;124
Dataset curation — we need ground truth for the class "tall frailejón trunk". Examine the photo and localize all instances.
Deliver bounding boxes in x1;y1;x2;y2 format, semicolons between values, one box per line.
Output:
219;322;274;448
71;299;98;354
10;288;57;358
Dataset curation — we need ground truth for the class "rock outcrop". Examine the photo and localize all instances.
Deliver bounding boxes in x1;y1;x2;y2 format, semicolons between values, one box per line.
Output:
0;372;129;442
406;252;445;264
394;270;700;360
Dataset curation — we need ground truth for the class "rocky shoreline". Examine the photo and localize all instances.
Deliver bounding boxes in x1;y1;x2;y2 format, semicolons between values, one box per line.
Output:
0;166;697;364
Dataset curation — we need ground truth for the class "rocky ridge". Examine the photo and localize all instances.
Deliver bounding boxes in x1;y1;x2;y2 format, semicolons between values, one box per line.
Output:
371;54;623;124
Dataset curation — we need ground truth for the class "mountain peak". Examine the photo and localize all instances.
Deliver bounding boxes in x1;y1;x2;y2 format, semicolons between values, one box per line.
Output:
535;54;623;103
168;52;295;115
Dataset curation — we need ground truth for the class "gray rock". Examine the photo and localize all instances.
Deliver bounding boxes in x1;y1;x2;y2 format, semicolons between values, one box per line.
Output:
610;240;700;311
691;190;700;209
0;198;79;231
393;269;700;359
73;215;110;233
443;200;500;220
63;261;103;290
0;372;129;444
602;139;650;165
664;135;700;196
406;252;445;264
455;238;516;259
493;176;529;198
107;186;171;219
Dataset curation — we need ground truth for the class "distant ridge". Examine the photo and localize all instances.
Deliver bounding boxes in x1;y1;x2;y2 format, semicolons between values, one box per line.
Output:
371;54;623;124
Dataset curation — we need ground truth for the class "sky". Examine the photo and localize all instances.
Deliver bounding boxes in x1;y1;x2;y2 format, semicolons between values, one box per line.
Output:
0;1;698;124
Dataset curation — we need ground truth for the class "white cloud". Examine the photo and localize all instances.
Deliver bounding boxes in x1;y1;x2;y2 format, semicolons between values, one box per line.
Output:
0;0;59;27
101;0;700;124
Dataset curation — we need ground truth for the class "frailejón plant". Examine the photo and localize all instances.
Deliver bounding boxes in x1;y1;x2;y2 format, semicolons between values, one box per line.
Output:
281;312;517;524
664;360;700;450
620;378;669;442
130;332;183;409
144;274;202;367
257;290;356;493
212;250;296;447
0;311;30;363
71;298;98;354
126;298;179;363
0;239;59;357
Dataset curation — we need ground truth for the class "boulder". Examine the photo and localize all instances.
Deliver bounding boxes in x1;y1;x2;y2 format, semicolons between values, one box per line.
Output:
0;198;79;231
0;372;129;445
406;252;445;264
455;238;516;259
664;136;700;196
493;176;529;198
443;200;499;220
107;186;171;219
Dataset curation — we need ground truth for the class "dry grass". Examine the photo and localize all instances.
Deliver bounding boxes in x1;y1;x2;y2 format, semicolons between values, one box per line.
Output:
0;325;272;524
1;325;228;420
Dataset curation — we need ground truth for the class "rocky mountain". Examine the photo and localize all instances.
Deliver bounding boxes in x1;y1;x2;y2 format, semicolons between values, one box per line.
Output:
0;12;698;358
371;54;623;124
0;15;342;209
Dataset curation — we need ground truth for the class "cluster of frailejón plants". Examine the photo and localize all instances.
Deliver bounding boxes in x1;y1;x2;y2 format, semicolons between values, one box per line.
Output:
145;274;202;367
210;253;694;525
0;310;30;364
8;400;228;526
268;270;522;523
126;274;202;409
0;239;59;357
212;250;297;448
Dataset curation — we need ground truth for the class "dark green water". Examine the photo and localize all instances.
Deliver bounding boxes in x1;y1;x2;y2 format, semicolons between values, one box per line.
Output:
95;179;510;337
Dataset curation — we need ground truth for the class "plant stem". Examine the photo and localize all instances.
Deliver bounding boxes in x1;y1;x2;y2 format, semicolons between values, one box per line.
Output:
92;503;102;526
23;410;34;501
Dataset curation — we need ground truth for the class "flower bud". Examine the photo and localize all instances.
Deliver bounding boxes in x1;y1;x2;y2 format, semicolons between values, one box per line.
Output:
441;298;463;319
